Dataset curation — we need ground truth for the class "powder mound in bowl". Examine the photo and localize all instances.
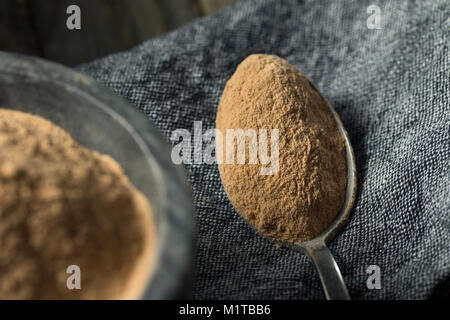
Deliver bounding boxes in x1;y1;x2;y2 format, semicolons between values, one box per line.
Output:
0;109;156;299
216;54;347;243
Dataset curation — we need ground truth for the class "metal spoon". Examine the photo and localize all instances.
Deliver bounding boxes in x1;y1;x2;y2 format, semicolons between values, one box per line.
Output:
221;79;357;299
282;87;357;300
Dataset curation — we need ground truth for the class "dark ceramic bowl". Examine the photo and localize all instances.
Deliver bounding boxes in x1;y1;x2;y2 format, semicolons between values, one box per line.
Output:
0;51;195;299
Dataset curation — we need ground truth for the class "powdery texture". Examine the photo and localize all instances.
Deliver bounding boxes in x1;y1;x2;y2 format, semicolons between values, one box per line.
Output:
0;109;156;299
216;54;347;243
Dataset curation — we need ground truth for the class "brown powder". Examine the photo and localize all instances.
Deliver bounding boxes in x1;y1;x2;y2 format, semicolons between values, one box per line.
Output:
216;54;347;243
0;109;156;299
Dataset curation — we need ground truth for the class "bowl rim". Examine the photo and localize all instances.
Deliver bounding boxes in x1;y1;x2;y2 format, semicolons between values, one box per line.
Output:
0;51;196;299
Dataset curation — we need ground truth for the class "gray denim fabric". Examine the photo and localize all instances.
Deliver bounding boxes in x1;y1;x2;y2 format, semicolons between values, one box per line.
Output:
78;0;450;299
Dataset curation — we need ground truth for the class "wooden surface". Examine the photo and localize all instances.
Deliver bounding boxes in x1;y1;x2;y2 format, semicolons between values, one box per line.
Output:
197;0;236;14
0;0;235;66
0;0;42;56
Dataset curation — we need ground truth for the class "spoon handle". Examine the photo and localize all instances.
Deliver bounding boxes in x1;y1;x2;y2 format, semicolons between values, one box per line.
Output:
305;244;350;300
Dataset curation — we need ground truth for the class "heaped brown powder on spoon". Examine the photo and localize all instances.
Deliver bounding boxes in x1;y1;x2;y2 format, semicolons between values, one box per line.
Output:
0;109;156;299
216;54;347;243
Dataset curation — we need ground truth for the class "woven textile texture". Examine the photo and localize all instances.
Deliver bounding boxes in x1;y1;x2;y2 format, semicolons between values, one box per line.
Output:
78;0;450;299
